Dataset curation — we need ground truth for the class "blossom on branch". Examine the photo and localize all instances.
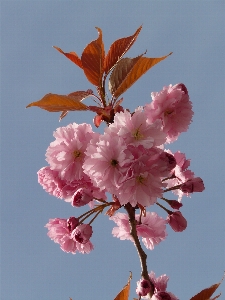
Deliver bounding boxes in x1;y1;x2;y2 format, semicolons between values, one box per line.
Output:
144;83;193;143
110;212;167;250
45;218;94;254
139;271;178;300
46;123;98;182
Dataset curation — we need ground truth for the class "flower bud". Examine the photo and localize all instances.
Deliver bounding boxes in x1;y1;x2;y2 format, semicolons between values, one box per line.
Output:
167;211;187;232
167;200;183;210
72;188;93;207
72;224;93;244
180;177;205;193
136;279;151;296
67;217;79;232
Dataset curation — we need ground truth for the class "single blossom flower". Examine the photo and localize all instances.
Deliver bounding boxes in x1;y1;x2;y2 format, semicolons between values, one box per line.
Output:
106;108;166;148
37;166;66;198
114;146;170;207
144;83;193;143
167;211;187;232
46;123;97;182
110;212;167;250
83;132;133;193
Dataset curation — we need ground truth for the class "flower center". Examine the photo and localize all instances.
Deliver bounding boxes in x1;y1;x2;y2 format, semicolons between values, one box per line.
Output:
73;150;82;159
164;109;174;116
136;174;145;184
111;159;119;167
133;125;144;140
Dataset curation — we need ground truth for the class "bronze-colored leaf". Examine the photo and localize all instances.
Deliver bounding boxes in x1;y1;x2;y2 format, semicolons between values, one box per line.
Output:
81;27;105;86
26;93;88;112
210;294;222;300
109;56;141;95
104;25;142;75
109;52;172;99
114;273;132;300
190;276;224;300
53;46;83;69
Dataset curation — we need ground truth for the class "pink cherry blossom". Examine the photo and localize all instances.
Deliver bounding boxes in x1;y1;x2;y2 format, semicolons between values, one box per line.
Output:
140;271;178;300
46;123;97;182
165;151;195;201
37;166;66;198
136;279;152;296
72;224;93;244
136;212;167;250
45;218;78;253
110;212;167;250
106;108;166;148
114;146;170;207
45;218;94;254
110;212;132;241
167;211;187;232
83;132;133;193
37;167;106;206
144;83;193;143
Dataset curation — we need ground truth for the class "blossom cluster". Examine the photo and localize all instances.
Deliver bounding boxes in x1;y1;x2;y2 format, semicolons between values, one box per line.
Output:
136;271;178;299
38;84;204;255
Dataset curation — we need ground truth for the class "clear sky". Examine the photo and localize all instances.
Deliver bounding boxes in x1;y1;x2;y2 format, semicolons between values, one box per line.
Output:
1;1;225;299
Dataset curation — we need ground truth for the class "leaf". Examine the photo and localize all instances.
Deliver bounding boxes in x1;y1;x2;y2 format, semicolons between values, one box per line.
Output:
109;52;172;99
104;25;142;75
26;93;89;112
114;273;132;300
190;275;224;300
53;46;83;69
81;27;105;86
59;110;68;121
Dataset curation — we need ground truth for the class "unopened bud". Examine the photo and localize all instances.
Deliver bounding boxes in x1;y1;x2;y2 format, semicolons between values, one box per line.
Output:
136;279;151;296
167;211;187;232
180;177;205;193
72;224;93;244
67;217;79;232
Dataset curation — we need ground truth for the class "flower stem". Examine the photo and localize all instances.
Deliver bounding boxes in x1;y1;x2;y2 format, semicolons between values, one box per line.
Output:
125;203;154;298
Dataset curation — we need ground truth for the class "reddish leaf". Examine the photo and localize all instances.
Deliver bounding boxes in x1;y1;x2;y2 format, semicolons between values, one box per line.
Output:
26;93;88;112
190;276;224;300
59;111;68;121
109;52;172;99
104;25;142;75
210;294;222;300
114;273;132;300
81;27;105;86
53;46;83;69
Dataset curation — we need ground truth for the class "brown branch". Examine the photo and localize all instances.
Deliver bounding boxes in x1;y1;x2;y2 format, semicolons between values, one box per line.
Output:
124;203;154;298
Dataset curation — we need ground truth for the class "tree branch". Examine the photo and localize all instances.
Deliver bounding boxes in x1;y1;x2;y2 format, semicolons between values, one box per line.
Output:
125;203;154;298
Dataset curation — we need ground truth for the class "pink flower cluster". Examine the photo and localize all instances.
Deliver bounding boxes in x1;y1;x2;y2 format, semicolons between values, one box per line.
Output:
45;217;93;254
136;271;178;299
37;83;204;254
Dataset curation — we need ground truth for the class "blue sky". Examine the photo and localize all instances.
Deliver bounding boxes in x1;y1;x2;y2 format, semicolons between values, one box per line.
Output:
1;1;225;299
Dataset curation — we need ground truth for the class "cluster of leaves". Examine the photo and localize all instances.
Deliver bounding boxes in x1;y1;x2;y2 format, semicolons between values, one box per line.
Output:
26;25;171;126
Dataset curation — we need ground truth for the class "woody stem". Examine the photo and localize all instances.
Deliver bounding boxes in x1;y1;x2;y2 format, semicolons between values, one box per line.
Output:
124;203;154;298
